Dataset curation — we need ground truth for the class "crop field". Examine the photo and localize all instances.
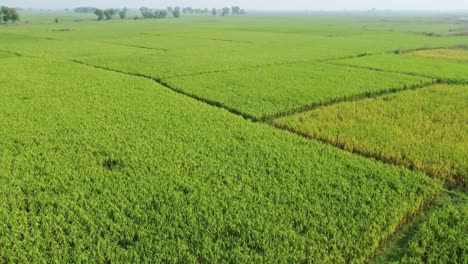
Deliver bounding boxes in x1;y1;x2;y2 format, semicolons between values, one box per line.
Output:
1;11;467;263
334;53;468;84
373;190;467;263
163;62;433;119
275;84;468;188
410;48;468;62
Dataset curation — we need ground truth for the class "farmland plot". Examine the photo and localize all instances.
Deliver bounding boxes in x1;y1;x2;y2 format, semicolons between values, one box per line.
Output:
372;190;467;264
410;48;468;62
334;54;468;83
0;58;441;263
163;61;433;120
276;85;468;188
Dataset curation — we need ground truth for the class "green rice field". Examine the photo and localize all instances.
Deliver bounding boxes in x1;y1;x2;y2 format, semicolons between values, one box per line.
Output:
0;11;467;263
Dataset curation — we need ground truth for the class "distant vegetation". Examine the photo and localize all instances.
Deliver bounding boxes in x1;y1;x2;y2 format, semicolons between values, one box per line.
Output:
73;7;97;13
138;6;246;19
139;7;170;19
0;6;20;23
94;8;126;20
87;5;246;21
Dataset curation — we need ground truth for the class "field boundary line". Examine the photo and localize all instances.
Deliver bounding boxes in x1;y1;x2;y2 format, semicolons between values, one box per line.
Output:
70;59;258;121
368;194;443;262
140;33;254;44
173;35;254;44
162;59;311;79
163;47;449;79
262;79;438;122
162;52;377;79
323;61;459;83
272;119;465;189
0;49;23;57
101;41;169;52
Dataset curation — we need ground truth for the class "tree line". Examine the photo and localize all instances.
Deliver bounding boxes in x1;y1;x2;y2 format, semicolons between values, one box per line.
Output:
138;6;246;19
74;6;247;21
73;7;97;13
212;6;247;16
1;6;20;23
94;8;129;20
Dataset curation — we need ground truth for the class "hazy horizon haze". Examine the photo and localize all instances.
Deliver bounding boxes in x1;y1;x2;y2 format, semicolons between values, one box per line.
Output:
2;0;468;11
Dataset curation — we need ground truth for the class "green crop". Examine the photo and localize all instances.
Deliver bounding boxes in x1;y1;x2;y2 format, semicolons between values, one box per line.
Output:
276;85;468;188
163;62;433;120
1;12;467;263
334;54;468;84
372;190;467;264
0;58;441;263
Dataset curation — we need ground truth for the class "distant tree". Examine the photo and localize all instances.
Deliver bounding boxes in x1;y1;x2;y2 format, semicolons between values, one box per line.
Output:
173;7;181;18
240;9;246;15
211;8;217;16
221;7;230;16
182;7;193;14
0;6;13;24
11;8;19;22
167;6;173;15
74;7;97;13
55;18;59;23
140;7;153;18
94;9;104;21
104;10;111;20
119;8;128;19
160;10;168;18
153;9;167;19
104;8;117;20
231;6;240;15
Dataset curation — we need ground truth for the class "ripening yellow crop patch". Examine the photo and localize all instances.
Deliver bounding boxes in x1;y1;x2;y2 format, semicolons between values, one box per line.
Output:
276;84;468;189
410;48;468;62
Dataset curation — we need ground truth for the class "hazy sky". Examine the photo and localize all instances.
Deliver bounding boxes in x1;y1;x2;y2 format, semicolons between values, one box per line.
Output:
3;0;468;11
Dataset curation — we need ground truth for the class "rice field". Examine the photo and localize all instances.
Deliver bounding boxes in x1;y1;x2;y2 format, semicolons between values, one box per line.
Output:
275;85;468;188
0;11;467;263
410;48;468;62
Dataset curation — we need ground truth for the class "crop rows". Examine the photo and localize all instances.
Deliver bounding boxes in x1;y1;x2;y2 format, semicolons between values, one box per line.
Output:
1;14;467;263
162;61;433;120
372;190;467;263
333;54;468;84
0;57;442;263
409;48;468;62
275;84;468;189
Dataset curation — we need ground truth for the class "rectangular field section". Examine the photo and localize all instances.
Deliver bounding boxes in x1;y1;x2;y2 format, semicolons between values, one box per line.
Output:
276;84;468;188
0;58;441;263
163;62;433;120
372;191;467;263
409;48;468;62
334;54;468;84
